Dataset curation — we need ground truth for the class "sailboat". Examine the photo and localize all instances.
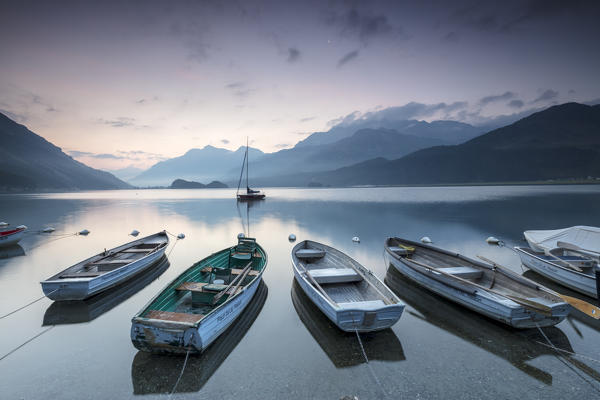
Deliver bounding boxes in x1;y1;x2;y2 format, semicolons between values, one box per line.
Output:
236;138;265;201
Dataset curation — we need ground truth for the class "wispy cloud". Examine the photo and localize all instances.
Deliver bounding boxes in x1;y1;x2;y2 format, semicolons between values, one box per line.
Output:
337;50;359;68
478;91;515;106
220;139;230;144
95;117;148;128
287;47;301;63
326;7;407;46
507;99;524;108
299;116;316;123
225;81;256;98
532;89;559;103
68;149;167;162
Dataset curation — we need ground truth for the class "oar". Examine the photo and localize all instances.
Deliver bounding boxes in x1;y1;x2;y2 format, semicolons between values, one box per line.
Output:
541;249;583;272
557;241;600;260
477;256;600;320
211;261;252;305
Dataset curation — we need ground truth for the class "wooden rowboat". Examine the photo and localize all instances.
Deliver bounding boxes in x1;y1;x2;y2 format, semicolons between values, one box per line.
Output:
40;231;169;301
131;237;267;354
291;240;404;332
384;237;570;328
0;224;27;247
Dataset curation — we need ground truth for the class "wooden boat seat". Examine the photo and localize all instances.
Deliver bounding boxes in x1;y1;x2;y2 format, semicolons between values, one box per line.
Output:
120;249;152;253
60;271;102;278
388;246;413;256
175;282;209;292
439;266;483;280
90;260;130;265
308;268;362;284
337;300;386;311
231;252;252;260
145;310;204;324
231;268;259;276
296;249;326;260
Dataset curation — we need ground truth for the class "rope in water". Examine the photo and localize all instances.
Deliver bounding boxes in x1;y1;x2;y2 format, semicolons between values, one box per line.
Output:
25;233;79;251
0;326;54;362
533;325;600;365
169;349;191;397
0;288;58;320
352;313;389;399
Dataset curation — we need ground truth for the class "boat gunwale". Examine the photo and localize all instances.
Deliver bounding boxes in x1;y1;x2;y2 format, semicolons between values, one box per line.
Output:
384;237;564;306
132;241;268;328
291;240;402;310
514;246;597;279
41;231;170;284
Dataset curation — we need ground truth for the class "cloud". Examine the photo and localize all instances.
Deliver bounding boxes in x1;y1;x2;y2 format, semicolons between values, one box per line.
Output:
275;143;291;149
326;8;406;46
337;50;359;68
68;149;167;162
287;47;301;63
299;116;316;123
507;99;524;108
532;89;559;103
225;82;244;89
478;91;515;106
0;108;28;123
225;81;255;98
442;31;459;43
135;96;159;105
220;139;230;144
95;117;138;128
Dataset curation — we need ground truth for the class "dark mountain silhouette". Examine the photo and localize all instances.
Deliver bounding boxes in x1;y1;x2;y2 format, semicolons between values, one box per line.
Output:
308;103;600;186
130;145;264;187
0;112;130;192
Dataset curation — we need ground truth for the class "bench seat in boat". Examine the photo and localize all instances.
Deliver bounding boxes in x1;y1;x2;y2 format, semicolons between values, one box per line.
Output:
438;266;483;280
308;268;362;284
175;281;242;304
145;310;204;324
296;249;326;260
337;300;386;310
60;271;102;278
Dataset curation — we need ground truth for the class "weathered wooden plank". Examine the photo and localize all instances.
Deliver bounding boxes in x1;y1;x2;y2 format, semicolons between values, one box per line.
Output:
145;310;204;323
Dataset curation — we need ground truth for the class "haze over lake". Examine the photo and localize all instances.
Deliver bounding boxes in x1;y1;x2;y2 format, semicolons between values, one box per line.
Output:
1;186;599;399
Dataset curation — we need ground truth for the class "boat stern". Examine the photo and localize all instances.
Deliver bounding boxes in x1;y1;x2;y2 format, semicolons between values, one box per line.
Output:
40;279;91;301
131;318;202;354
336;302;405;332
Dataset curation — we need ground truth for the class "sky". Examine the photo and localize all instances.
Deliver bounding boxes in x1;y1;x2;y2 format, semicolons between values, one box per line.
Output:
1;0;599;171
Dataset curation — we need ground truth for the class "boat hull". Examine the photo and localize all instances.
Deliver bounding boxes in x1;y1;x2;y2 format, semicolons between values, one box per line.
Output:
237;194;265;201
41;233;169;301
516;246;598;299
131;268;264;354
384;250;568;329
0;228;26;247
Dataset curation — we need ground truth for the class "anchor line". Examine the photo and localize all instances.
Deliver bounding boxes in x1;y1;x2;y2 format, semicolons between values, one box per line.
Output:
0;326;54;362
169;349;191;397
167;239;180;258
352;313;389;399
0;288;59;320
26;233;79;251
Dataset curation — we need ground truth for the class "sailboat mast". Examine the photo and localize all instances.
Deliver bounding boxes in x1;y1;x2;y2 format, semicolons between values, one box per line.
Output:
246;136;249;190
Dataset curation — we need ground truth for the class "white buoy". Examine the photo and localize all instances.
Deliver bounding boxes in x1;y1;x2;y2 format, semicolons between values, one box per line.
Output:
79;229;90;236
288;234;296;242
0;222;8;228
16;225;27;230
352;236;360;243
177;233;185;239
486;236;501;245
420;236;432;244
237;232;245;239
42;227;55;233
130;229;140;237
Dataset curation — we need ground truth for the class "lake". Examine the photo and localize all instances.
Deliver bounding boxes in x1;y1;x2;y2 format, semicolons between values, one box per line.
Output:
1;185;599;399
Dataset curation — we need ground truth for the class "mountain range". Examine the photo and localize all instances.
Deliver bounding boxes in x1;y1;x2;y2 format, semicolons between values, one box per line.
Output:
0;113;130;192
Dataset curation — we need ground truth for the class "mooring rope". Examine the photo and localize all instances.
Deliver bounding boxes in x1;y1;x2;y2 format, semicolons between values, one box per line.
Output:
0;326;54;362
26;233;79;251
533;325;600;365
169;349;191;397
0;288;58;320
352;314;389;398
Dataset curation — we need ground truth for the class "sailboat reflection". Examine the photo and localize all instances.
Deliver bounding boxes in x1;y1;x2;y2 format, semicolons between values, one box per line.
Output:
290;279;405;368
43;256;170;325
131;280;268;395
0;244;25;259
384;266;571;385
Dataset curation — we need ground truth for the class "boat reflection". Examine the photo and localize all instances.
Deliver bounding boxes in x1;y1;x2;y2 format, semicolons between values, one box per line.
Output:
0;244;25;259
290;279;405;368
131;280;268;395
43;256;170;325
384;266;573;385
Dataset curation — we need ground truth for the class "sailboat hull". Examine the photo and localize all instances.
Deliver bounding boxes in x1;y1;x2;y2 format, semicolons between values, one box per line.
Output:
237;193;265;201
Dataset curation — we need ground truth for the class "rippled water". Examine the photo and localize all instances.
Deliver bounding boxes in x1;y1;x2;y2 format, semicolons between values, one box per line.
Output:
1;185;599;399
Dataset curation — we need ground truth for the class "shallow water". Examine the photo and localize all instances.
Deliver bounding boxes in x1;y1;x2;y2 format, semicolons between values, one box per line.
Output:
1;185;600;399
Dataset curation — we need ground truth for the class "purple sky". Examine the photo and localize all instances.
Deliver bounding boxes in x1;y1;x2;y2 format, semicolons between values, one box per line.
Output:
1;0;599;171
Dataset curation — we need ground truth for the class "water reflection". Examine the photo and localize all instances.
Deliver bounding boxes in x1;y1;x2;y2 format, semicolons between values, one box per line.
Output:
0;244;25;259
384;266;570;385
131;280;268;395
43;256;170;325
290;279;404;368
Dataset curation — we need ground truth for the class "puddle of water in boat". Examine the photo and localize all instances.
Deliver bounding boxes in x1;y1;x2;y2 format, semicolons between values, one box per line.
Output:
1;185;599;399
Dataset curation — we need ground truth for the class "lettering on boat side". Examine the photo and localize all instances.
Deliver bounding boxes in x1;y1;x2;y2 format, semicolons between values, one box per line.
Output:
217;299;242;322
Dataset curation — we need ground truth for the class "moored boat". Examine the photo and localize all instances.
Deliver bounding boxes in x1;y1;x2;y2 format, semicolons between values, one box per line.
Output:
524;226;600;254
515;246;598;299
291;240;404;332
131;236;267;354
0;224;27;247
236;137;265;201
384;237;570;328
41;231;169;301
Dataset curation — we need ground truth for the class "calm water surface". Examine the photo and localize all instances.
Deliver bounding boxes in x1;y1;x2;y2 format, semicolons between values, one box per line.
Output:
1;186;600;399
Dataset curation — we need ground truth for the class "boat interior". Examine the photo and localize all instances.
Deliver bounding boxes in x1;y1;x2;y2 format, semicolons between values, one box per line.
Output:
294;241;395;307
141;237;266;324
57;235;168;279
386;237;565;306
518;246;597;276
